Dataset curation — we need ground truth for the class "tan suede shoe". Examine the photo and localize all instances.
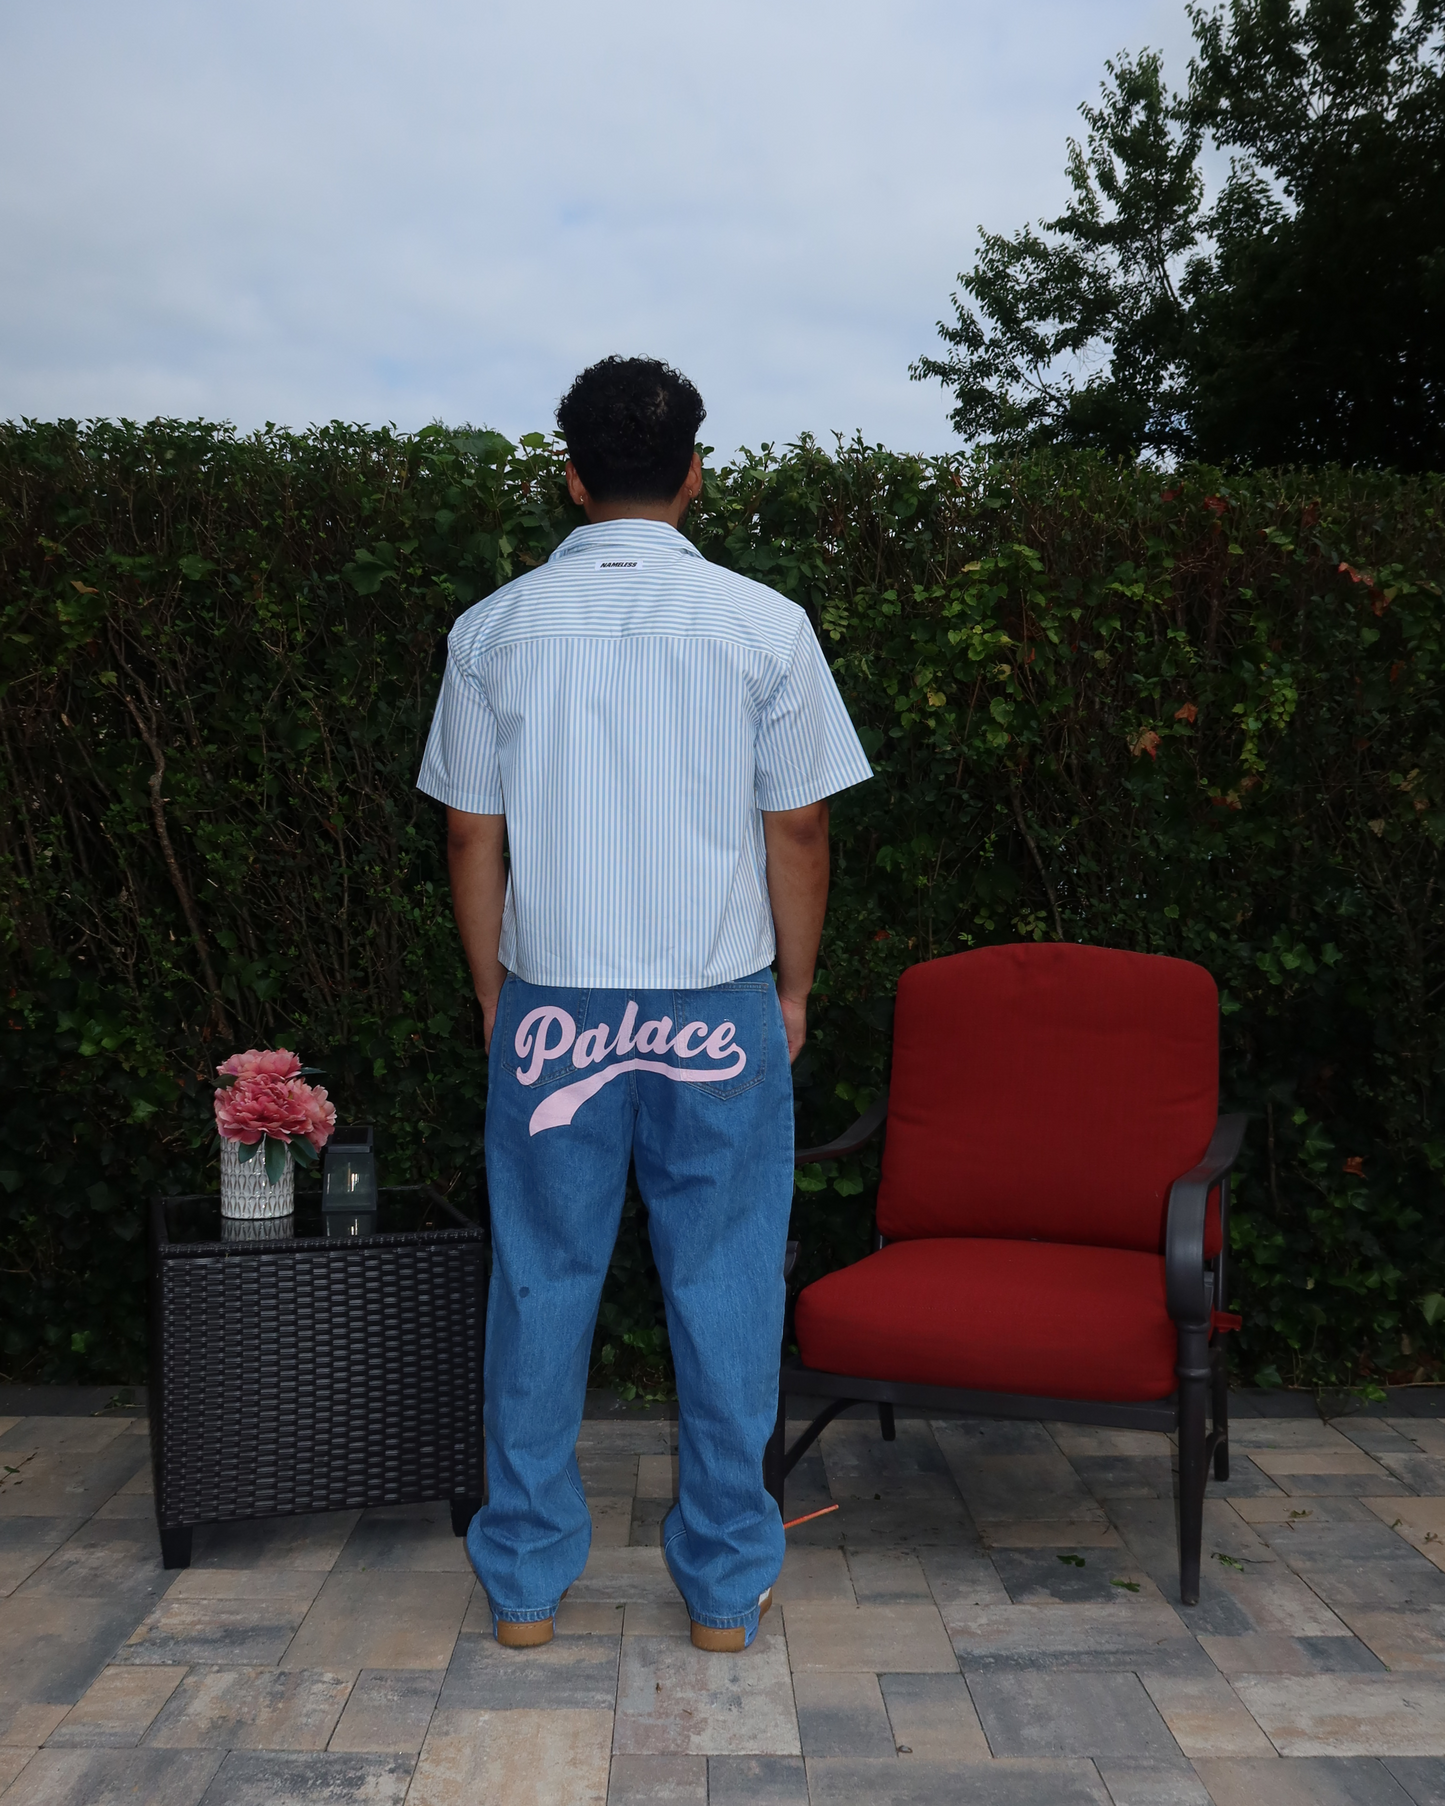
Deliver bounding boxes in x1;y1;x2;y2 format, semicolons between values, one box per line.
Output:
496;1615;555;1648
494;1586;568;1648
690;1587;772;1653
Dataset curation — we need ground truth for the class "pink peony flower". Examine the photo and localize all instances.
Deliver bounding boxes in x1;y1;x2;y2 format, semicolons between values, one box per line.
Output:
213;1049;337;1153
217;1047;301;1082
214;1072;313;1145
299;1083;337;1152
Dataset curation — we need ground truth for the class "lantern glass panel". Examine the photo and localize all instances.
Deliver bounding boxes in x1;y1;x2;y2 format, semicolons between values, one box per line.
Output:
324;1153;377;1210
323;1126;377;1237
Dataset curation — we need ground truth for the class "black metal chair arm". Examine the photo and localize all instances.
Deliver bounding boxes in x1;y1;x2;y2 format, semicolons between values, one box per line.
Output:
1164;1113;1247;1324
794;1088;890;1165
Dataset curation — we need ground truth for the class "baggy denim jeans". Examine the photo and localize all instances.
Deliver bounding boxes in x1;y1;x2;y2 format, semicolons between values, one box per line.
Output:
469;969;794;1643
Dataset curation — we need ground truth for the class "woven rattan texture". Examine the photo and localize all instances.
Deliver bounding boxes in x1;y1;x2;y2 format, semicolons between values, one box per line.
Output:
156;1237;484;1526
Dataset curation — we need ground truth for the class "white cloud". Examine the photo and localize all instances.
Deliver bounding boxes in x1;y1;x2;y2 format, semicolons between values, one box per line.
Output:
0;0;1198;455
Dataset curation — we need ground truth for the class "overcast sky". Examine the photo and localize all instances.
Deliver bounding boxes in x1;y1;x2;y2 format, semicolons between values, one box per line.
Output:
0;1;1199;457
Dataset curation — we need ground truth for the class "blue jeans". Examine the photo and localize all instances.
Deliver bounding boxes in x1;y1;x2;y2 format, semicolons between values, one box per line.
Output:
469;969;793;1642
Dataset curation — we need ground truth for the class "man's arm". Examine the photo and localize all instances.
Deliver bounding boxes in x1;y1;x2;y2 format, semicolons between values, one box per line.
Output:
446;807;508;1052
761;800;830;1062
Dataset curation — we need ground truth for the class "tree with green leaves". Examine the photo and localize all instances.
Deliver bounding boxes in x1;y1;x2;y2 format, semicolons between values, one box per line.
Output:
914;1;1445;469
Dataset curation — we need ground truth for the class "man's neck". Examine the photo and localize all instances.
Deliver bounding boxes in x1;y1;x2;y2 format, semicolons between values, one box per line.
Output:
582;501;686;529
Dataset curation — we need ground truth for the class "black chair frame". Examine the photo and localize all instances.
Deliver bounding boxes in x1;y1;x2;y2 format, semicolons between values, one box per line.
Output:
765;1093;1246;1604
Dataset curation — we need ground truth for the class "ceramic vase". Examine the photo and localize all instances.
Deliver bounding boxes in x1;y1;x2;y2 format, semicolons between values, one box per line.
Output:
219;1137;295;1219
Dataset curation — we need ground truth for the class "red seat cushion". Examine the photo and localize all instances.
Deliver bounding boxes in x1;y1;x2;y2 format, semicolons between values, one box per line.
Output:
794;1238;1178;1403
878;944;1220;1256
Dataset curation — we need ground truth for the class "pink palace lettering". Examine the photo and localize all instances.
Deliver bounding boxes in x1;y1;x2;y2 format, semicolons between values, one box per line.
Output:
514;1003;746;1136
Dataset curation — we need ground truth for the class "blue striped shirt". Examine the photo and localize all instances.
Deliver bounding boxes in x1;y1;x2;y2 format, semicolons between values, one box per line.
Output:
416;520;873;988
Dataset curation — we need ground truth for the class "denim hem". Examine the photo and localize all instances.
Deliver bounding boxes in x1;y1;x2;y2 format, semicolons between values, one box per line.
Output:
489;1604;559;1625
664;1532;772;1634
688;1604;762;1632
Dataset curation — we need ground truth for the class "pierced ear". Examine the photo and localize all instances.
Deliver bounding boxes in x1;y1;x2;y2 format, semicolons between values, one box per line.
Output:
564;461;590;507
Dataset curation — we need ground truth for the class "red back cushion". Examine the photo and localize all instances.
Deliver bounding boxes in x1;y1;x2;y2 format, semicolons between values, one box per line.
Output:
877;944;1218;1254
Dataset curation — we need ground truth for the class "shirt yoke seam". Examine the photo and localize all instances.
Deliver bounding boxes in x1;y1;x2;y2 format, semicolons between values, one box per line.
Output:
464;630;800;662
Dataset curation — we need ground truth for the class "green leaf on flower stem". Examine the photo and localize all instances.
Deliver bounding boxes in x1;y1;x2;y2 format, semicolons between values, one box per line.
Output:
264;1137;288;1186
1419;1293;1445;1326
236;1138;261;1165
291;1138;317;1168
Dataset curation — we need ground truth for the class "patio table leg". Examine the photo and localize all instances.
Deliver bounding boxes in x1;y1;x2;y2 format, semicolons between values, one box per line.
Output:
159;1524;193;1569
450;1497;482;1537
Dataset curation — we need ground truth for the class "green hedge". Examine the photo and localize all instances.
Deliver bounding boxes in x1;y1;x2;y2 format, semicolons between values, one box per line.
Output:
2;419;1443;1393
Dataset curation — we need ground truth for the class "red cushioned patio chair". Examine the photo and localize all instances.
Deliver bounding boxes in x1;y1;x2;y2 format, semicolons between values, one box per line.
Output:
765;943;1244;1605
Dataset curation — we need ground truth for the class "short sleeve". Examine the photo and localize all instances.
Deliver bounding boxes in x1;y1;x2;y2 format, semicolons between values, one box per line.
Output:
754;620;874;812
416;650;505;813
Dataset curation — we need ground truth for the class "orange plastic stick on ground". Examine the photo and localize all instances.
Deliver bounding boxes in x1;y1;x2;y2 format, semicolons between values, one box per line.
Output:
782;1504;840;1530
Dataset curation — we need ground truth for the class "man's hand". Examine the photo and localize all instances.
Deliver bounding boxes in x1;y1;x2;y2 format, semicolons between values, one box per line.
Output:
778;993;809;1063
762;800;830;1064
479;990;501;1056
445;808;508;1052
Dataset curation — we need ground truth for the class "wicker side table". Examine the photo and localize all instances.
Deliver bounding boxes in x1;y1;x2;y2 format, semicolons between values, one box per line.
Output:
150;1186;486;1568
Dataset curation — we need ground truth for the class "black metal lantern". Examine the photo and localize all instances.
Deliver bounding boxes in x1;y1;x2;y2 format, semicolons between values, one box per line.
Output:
322;1124;378;1238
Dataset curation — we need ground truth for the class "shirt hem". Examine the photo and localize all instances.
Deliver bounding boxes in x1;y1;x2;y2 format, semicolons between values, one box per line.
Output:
415;779;505;814
503;954;779;991
756;765;874;813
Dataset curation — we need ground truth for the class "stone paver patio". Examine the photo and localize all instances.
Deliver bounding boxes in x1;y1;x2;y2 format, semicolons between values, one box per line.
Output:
6;1391;1445;1803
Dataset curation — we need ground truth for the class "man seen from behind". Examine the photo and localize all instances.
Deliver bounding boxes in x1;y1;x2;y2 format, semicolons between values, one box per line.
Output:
417;356;872;1652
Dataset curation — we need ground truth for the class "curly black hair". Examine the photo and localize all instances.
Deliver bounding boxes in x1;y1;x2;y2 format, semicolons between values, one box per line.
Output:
556;356;706;503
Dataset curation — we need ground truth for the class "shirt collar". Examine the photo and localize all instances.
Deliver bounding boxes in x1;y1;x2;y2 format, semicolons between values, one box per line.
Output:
549;520;704;563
